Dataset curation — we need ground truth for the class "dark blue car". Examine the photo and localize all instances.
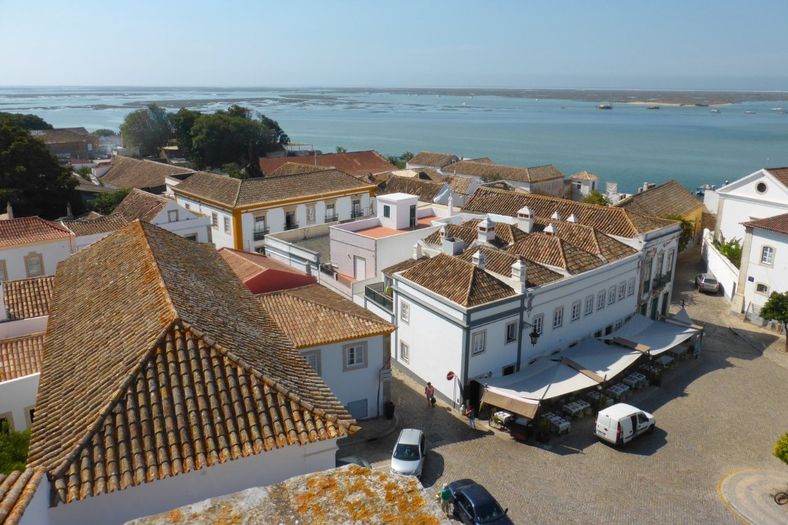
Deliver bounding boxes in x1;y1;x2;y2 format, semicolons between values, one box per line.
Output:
446;479;513;524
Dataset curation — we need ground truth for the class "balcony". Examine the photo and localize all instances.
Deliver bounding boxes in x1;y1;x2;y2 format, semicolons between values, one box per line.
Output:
325;212;338;222
351;207;371;219
365;282;393;312
284;223;299;231
253;229;269;241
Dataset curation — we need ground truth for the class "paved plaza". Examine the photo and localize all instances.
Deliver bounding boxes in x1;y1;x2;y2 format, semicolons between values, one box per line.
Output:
337;248;788;524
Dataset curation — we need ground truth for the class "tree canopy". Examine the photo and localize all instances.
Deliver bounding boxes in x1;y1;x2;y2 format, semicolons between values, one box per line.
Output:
88;188;130;215
0;121;77;219
169;108;200;157
759;291;788;352
0;112;52;130
0;427;29;474
581;190;610;206
665;214;693;251
92;128;117;137
120;104;172;157
387;151;414;169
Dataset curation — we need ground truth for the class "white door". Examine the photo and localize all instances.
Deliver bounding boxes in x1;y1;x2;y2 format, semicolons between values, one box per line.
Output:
354;256;366;279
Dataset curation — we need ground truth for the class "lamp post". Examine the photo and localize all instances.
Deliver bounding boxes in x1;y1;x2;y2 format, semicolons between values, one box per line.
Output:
529;327;540;346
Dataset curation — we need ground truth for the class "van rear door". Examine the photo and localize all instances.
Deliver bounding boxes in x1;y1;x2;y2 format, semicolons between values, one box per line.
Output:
635;412;651;436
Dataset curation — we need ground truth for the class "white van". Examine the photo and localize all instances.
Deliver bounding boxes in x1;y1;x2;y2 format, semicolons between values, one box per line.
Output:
595;403;655;446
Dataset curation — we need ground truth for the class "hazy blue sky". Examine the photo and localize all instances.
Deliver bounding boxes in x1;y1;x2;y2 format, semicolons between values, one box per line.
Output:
2;0;787;89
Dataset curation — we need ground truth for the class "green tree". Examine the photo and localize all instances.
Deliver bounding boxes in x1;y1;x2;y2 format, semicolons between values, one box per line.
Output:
336;146;348;153
0;112;52;130
92;128;117;137
581;190;610;206
774;432;788;464
258;114;289;150
120;104;172;157
665;214;693;251
88;188;130;215
169;108;200;156
713;236;742;268
760;292;788;352
387;151;414;169
0;427;30;474
0;121;77;218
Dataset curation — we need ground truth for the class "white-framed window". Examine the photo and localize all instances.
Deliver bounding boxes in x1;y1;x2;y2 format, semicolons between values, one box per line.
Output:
24;252;44;278
167;209;179;222
400;341;409;363
627;277;635;296
211;212;218;228
306;205;316;224
584;294;594;316
665;249;675;276
532;313;544;335
656;253;664;277
505;321;518;344
761;246;775;265
0;260;6;281
618;281;626;301
608;285;616;305
400;301;410;324
570;300;581;321
343;342;368;371
597;290;606;310
302;349;322;374
756;283;769;294
223;216;231;234
471;330;486;355
553;306;564;328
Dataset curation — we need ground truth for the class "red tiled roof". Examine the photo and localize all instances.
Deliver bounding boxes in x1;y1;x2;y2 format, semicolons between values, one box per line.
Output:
2;276;54;320
765;167;788;188
0;217;73;248
0;333;45;381
0;468;45;525
743;212;788;236
218;248;316;294
615;180;702;218
259;151;395;178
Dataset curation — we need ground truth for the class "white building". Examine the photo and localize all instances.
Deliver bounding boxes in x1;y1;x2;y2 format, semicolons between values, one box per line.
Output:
257;284;395;420
171;170;375;252
569;171;599;201
0;217;74;281
60;214;129;250
442;159;566;197
706;167;788;243
19;221;356;525
113;188;210;243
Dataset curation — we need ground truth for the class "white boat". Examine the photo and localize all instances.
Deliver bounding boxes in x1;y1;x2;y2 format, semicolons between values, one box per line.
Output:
709;108;720;113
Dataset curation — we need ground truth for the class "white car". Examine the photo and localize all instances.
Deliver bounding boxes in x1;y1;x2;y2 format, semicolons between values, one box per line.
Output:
595;403;655;447
390;428;426;478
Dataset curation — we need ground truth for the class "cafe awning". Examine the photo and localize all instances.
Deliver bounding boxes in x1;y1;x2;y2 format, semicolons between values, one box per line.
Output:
480;388;540;419
604;314;700;356
562;338;643;382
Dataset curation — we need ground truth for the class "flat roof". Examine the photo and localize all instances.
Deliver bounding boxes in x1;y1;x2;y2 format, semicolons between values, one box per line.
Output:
355;215;436;239
378;192;418;202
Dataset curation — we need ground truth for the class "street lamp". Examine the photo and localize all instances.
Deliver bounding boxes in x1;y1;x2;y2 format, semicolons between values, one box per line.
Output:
529;327;540;346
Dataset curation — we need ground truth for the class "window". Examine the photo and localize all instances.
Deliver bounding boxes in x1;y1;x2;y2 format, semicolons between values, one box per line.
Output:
643;258;653;293
584;295;594;316
608;286;616;305
0;260;6;281
167;209;179;222
25;407;35;428
655;253;664;278
597;290;606;310
0;413;12;434
627;277;635;296
505;321;518;343
665;250;675;278
352;199;362;218
756;283;769;294
211;212;218;228
400;341;410;363
761;246;775;265
306;205;316;224
400;301;410;324
302;349;322;374
24;252;44;278
532;314;544;335
570;300;581;321
471;331;486;355
553;306;564;328
223;216;231;234
383;205;391;218
757;182;767;193
343;342;368;370
502;364;515;376
326;203;336;221
184;234;198;241
184;202;191;210
618;281;626;301
253;216;267;240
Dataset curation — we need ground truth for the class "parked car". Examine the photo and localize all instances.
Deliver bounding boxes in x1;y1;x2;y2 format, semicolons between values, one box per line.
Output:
390;428;426;478
446;479;512;525
336;455;371;468
595;403;655;447
695;273;721;294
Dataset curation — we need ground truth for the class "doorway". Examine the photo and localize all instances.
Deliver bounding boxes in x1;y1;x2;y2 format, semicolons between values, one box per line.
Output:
409;205;417;228
354;256;367;279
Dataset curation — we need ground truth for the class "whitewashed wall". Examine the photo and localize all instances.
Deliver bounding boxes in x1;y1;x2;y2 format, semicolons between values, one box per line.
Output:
150;200;211;243
742;228;788;312
0;317;47;340
175;196;234;249
702;229;739;299
0;240;73;280
0;373;39;430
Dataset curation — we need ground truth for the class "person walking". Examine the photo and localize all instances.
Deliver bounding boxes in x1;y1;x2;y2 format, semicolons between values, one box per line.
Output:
439;483;453;516
425;382;435;408
465;404;477;429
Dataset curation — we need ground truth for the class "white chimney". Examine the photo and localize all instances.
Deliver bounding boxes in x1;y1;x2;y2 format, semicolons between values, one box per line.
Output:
447;194;454;216
511;258;527;293
567;213;577;223
517;206;534;233
439;225;447;240
551;210;560;220
477;215;496;244
471;250;486;270
413;243;423;260
544;223;555;236
0;282;7;322
4;202;13;220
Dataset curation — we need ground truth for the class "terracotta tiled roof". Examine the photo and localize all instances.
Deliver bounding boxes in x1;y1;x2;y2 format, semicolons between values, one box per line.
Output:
0;217;73;248
259;151;395;178
28;221;354;506
444;160;564;183
422;221;524;251
218;248;308;281
379;176;444;202
447;176;475;195
2;276;54;320
457;246;562;287
615;180;702;218
101;156;194;190
174;170;373;209
31;127;90;144
258;284;394;349
0;333;45;381
422;223;478;249
743;212;788;236
549;221;637;262
570;170;598;181
267;162;333;177
382;257;429;276
400;253;516;307
463;187;675;237
0;468;45;525
506;232;604;274
113;188;169;222
765;167;788;187
60;213;129;236
408;151;459;168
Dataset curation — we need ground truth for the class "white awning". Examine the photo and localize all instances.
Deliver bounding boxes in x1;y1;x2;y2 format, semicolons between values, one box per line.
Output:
562;338;643;382
484;355;598;403
604;314;700;356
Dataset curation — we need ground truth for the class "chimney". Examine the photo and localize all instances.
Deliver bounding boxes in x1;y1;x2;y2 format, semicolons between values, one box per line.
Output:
0;282;7;322
439;225;447;241
447;194;454;216
551;210;561;220
5;202;13;220
443;237;465;255
66;201;73;219
477;215;496;244
511;258;527;293
567;213;577;223
413;243;423;260
471;250;486;270
517;205;534;233
544;223;555;236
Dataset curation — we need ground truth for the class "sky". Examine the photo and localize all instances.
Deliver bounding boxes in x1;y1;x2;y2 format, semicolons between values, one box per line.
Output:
1;0;788;90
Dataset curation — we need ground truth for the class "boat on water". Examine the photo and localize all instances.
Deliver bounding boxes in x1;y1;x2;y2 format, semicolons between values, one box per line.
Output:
695;183;716;196
709;108;720;113
598;103;613;110
771;107;786;113
647;105;660;110
745;110;756;115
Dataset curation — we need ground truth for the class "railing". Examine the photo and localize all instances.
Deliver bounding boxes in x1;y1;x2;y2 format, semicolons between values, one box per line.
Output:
284;223;299;231
365;282;393;312
325;212;338;222
253;229;269;241
351;207;371;219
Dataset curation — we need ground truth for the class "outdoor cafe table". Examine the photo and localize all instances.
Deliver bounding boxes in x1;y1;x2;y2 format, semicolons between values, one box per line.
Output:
606;383;630;400
655;354;675;368
541;412;571;434
623;372;647;389
562;401;585;418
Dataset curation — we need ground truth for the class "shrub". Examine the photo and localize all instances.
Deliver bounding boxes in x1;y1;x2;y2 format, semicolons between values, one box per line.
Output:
0;428;30;474
774;432;788;465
